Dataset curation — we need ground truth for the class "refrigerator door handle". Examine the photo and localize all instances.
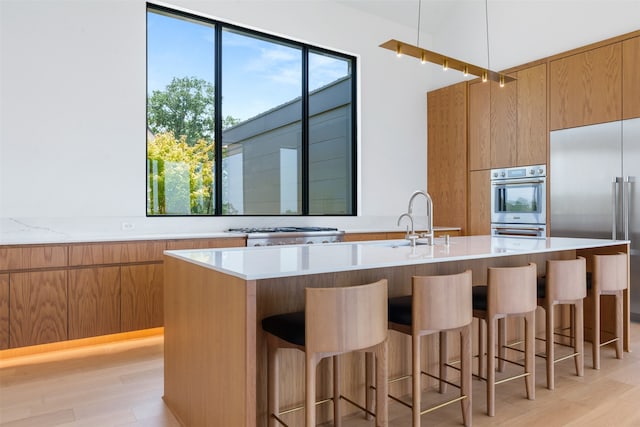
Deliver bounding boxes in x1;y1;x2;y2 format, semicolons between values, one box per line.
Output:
613;178;622;240
624;176;635;241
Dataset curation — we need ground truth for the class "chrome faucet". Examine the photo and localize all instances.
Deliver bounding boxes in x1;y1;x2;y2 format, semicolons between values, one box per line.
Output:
407;190;434;245
397;212;418;246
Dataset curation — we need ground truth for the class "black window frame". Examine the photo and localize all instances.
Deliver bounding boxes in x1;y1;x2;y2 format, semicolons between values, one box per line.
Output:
146;3;358;217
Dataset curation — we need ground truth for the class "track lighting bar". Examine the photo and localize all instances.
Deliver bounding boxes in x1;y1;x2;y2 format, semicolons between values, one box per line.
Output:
380;39;516;85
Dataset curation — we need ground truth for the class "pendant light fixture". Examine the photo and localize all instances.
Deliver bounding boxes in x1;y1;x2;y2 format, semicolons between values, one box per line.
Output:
379;0;514;85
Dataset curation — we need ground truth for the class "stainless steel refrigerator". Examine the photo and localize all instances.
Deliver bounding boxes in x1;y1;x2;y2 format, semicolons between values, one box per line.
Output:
550;118;640;320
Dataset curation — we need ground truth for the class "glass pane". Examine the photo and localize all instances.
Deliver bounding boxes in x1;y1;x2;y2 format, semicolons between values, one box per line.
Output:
308;51;354;215
146;10;215;215
221;29;303;215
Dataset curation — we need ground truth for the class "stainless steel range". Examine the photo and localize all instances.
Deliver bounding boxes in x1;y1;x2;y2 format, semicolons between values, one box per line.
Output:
228;227;345;246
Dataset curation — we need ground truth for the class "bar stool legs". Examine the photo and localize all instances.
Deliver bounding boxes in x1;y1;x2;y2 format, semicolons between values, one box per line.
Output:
591;253;627;370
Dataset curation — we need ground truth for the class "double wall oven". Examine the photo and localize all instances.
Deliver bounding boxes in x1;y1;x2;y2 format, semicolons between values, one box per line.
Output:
491;164;547;237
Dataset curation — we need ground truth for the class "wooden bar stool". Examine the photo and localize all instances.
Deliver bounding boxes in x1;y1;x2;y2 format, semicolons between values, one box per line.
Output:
591;252;627;370
387;270;473;427
261;279;389;427
472;263;537;417
537;257;586;390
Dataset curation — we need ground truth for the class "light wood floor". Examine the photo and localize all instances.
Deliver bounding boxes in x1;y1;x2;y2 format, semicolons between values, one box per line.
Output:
1;323;640;427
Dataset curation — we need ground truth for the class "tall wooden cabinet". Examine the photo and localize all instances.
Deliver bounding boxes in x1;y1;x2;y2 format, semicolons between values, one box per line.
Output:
623;36;640;119
490;77;518;168
468;81;490;171
517;64;547;166
427;81;468;233
549;43;622;130
467;170;491;235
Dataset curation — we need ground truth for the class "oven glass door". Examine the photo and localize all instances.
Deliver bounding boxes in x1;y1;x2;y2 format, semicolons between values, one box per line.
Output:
492;178;546;224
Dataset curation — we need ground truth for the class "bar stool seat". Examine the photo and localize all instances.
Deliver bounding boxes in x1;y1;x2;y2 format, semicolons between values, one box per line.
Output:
472;263;537;417
387;270;473;427
590;252;627;369
262;279;389;427
536;257;586;390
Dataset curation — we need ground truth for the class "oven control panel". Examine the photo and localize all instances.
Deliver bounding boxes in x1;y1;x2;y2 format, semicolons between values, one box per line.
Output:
491;164;546;180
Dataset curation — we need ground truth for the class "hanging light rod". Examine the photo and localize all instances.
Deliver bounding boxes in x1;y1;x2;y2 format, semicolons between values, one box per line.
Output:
379;39;516;85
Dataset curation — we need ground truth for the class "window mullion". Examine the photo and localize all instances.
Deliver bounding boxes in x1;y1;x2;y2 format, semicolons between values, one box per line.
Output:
302;47;309;215
214;24;223;215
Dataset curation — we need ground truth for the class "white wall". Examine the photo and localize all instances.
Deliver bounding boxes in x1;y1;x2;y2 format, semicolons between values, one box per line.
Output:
0;0;436;233
1;0;639;235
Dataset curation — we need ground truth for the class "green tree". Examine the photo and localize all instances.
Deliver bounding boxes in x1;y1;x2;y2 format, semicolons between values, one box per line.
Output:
148;77;214;146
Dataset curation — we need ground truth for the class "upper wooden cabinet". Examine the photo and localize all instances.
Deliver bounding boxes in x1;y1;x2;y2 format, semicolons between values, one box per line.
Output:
517;64;547;166
550;43;622;130
468;81;490;171
427;82;468;233
623;36;640;119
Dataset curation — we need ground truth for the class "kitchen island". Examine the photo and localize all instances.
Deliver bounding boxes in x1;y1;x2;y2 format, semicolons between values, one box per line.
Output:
163;235;630;427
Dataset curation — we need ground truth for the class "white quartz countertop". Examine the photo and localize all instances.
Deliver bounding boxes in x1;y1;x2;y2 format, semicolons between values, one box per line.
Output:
164;235;629;280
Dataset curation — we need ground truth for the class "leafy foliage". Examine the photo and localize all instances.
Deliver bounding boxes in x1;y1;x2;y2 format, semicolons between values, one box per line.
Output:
147;132;214;214
147;77;215;147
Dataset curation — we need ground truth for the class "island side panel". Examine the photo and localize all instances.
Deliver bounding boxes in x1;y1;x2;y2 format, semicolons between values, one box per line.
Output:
164;255;256;427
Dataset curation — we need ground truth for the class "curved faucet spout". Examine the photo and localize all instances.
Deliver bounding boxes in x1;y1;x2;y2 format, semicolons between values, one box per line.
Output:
407;190;434;245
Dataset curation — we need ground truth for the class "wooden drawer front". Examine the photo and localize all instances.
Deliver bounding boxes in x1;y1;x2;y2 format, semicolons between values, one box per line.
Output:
68;267;121;340
69;241;166;266
121;264;163;332
0;274;8;350
10;270;67;347
0;246;68;271
344;232;389;242
166;237;246;250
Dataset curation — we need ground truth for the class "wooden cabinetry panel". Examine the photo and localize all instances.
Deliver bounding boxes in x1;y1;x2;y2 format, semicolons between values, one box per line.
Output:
68;267;121;340
427;82;468;232
0;274;8;350
490;79;518;168
344;232;389;242
0;245;67;271
468;81;491;170
623;36;640;119
121;264;163;332
69;241;166;266
517;64;547;166
468;170;491;236
9;271;67;347
550;43;622;130
166;237;246;250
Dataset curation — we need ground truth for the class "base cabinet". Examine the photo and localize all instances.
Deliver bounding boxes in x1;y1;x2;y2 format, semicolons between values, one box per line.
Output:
9;270;67;348
121;264;164;332
0;274;8;349
68;267;121;340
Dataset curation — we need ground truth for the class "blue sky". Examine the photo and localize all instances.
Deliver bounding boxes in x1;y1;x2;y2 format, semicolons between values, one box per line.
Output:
147;10;349;122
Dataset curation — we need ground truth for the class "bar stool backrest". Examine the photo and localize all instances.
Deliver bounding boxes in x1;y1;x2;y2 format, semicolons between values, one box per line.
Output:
305;279;388;355
593;253;628;292
488;263;537;315
546;256;587;301
412;270;472;333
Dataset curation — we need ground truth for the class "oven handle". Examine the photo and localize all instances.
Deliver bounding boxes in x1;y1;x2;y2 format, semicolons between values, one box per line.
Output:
492;226;545;236
492;178;545;186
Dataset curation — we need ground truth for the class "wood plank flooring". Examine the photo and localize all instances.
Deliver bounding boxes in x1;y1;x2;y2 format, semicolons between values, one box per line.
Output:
1;322;640;426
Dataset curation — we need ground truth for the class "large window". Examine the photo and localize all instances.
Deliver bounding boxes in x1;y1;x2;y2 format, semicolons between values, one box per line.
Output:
146;5;356;216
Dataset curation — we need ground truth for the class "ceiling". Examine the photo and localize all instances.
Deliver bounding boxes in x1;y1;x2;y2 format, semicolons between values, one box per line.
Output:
337;0;640;74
